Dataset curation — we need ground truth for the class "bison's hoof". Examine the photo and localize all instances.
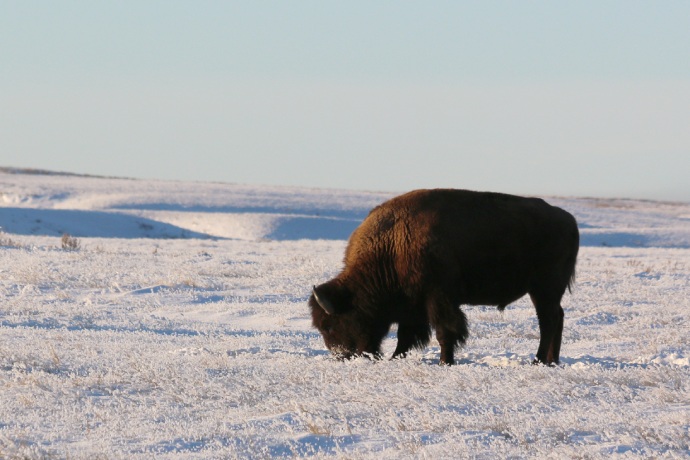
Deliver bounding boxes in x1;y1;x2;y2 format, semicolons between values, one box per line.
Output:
532;358;558;367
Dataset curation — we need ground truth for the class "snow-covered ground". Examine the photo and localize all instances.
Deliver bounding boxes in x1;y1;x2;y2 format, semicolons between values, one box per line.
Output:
0;170;688;458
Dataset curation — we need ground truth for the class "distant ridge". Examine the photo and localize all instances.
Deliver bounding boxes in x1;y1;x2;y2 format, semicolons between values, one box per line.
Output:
0;166;125;180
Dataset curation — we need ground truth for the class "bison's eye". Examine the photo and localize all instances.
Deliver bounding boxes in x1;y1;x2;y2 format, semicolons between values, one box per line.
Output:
321;322;335;335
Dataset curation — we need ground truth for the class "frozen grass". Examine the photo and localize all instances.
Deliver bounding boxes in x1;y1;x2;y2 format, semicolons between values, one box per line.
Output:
0;172;688;458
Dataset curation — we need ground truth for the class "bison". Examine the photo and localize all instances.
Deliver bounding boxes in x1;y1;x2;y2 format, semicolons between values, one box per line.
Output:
309;189;579;365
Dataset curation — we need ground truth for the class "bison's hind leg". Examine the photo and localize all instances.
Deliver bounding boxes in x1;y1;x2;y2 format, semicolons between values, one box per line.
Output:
529;292;565;365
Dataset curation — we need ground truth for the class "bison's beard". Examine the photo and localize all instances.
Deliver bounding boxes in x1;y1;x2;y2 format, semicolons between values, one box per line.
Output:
328;345;355;361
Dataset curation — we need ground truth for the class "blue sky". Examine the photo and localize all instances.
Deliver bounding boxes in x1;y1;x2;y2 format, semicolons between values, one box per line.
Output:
2;2;689;200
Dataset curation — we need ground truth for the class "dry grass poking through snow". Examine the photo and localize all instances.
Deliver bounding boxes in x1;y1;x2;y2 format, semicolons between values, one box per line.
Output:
0;173;688;458
0;237;688;459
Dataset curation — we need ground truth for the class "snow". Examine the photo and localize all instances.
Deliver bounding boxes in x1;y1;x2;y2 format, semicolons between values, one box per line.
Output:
0;170;688;458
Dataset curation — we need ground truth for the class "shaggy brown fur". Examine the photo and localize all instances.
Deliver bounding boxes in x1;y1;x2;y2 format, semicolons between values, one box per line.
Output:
310;189;579;365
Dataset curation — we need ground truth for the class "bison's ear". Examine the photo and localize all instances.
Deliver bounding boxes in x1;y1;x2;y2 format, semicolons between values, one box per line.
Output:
312;281;352;315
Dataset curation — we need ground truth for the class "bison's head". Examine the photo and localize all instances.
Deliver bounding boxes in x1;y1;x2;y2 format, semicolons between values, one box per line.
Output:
309;280;372;360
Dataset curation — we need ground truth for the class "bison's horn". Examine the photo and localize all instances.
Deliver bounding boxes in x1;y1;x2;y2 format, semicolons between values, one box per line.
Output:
313;285;336;315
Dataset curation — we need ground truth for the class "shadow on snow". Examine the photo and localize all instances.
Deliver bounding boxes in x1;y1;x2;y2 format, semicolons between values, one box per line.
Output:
0;207;212;239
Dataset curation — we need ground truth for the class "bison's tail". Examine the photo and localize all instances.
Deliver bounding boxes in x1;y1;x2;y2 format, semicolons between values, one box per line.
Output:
567;267;576;294
566;223;580;295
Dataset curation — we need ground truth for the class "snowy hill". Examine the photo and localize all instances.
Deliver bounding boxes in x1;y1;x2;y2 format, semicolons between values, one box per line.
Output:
0;169;392;241
2;169;688;246
0;170;688;458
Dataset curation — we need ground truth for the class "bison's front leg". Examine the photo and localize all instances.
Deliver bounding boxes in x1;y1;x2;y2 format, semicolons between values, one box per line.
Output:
391;318;432;361
427;295;468;365
390;336;416;361
354;340;382;360
436;327;458;365
391;343;411;361
356;322;390;360
435;312;469;365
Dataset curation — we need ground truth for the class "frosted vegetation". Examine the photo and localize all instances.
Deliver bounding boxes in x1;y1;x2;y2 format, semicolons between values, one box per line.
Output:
0;170;688;458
